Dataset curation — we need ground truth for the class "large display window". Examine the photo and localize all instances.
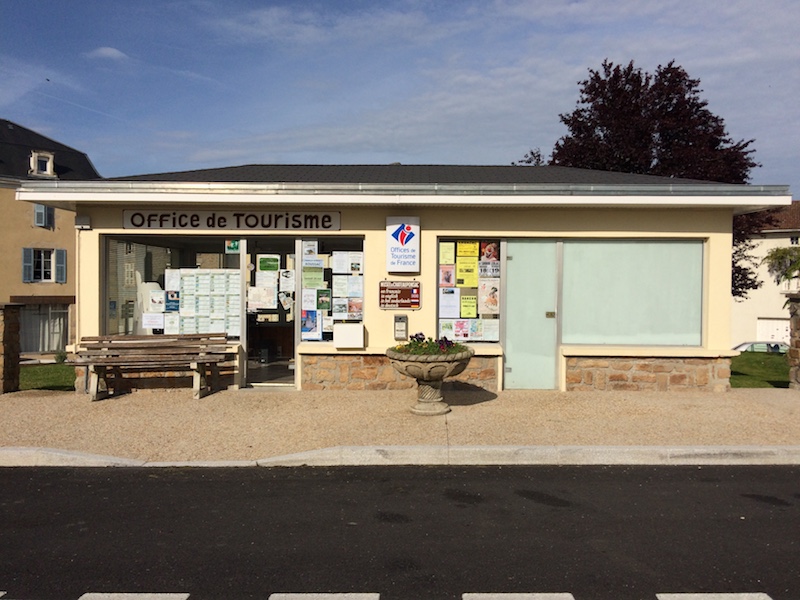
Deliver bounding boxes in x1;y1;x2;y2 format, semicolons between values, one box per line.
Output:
103;235;238;336
437;238;501;342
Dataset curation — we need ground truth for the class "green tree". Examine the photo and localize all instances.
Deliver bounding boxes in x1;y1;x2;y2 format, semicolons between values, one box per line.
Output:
535;59;769;298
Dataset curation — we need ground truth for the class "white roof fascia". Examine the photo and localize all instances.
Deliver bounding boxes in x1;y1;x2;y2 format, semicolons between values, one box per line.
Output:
16;181;792;213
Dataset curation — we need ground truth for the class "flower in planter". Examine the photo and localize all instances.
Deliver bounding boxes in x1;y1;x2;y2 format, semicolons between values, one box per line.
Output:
392;332;470;356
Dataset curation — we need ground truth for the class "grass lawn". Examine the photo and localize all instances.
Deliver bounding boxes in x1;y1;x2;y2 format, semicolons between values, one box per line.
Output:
730;351;790;388
19;363;76;391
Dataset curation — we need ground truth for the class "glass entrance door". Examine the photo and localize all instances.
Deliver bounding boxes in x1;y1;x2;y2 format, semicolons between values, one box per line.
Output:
504;240;559;389
245;237;297;386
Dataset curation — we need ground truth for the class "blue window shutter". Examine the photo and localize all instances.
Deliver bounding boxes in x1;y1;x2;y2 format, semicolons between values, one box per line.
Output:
55;249;67;283
34;204;46;227
22;248;33;282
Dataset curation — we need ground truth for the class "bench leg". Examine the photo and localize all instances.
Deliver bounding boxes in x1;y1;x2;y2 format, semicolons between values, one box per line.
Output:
89;366;110;401
192;362;208;399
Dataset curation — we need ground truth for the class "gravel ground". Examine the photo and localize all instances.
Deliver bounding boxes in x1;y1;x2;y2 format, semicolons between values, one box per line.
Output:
1;387;798;463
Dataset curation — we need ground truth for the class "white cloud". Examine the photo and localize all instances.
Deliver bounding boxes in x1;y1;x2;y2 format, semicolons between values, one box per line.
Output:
84;47;130;61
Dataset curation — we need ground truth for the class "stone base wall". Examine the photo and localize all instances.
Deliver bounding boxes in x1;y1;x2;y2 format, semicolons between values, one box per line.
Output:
788;298;800;390
0;305;21;393
566;357;731;392
301;354;498;391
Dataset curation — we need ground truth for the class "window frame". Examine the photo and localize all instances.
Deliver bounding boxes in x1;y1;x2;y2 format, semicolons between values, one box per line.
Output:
28;151;55;178
22;248;66;283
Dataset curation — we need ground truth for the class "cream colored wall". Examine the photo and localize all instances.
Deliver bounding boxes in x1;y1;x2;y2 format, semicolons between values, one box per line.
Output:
73;204;734;356
0;185;76;302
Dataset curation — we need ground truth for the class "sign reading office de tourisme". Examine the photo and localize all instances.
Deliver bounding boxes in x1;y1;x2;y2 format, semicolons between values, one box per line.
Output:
123;210;341;231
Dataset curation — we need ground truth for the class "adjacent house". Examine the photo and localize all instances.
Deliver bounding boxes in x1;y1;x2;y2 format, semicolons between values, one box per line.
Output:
17;164;790;391
731;201;800;346
0;119;100;352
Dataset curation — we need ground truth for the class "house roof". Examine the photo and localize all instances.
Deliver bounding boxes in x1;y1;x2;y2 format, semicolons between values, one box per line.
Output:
112;163;717;186
762;201;800;232
0;119;100;180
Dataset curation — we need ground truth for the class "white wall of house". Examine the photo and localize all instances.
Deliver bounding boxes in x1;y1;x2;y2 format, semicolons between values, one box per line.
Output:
731;232;799;345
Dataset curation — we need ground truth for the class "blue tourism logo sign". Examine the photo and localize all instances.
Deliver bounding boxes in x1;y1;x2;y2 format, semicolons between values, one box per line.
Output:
386;216;420;272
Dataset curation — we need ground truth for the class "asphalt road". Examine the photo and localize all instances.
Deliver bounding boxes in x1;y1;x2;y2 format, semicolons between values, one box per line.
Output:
1;466;798;600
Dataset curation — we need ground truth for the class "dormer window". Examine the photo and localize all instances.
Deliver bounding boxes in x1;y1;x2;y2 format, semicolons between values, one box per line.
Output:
29;151;55;178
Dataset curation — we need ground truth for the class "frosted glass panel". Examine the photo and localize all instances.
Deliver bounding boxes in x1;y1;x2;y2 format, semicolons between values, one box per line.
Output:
562;241;702;345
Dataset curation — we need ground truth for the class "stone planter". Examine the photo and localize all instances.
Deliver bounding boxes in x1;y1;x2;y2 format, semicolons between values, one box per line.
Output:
385;346;475;415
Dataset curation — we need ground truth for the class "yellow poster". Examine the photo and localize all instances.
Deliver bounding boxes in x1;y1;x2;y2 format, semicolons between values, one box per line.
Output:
439;241;455;264
460;294;477;318
456;256;479;287
457;240;480;257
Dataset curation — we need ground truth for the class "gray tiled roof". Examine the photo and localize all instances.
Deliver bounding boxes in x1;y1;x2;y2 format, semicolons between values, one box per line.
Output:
0;119;100;180
112;163;718;185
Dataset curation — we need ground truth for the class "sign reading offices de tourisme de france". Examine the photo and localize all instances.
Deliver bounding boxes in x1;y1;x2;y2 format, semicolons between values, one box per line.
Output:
123;210;341;231
386;216;420;273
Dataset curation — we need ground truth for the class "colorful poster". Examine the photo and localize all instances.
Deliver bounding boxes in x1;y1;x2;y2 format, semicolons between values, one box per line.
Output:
165;290;180;312
439;319;455;340
480;241;500;261
456;256;479;287
454;319;470;339
347;297;363;320
479;278;500;314
317;289;332;311
301;310;321;340
439;264;455;287
469;319;484;340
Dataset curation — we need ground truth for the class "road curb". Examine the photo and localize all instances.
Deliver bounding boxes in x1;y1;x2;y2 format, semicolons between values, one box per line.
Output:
4;445;799;467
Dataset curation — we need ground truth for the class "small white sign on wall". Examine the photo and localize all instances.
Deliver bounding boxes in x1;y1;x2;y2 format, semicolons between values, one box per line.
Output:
386;216;420;273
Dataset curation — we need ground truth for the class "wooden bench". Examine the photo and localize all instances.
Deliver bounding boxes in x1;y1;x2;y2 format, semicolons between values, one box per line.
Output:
76;334;235;400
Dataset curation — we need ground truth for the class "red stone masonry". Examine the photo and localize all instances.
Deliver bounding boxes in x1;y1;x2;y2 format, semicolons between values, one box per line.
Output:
565;356;731;392
301;354;498;391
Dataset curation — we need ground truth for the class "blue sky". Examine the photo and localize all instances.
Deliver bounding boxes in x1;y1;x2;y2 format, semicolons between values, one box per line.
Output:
2;0;798;194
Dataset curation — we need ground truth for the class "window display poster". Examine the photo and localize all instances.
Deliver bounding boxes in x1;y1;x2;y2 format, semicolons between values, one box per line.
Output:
469;319;484;340
164;269;181;292
149;290;166;312
332;298;348;319
479;260;500;278
302;288;318;310
347;297;363;320
255;269;278;288
456;256;479;287
454;319;470;339
439;264;455;287
479;279;500;314
301;310;322;340
439;241;455;264
347;275;364;297
278;291;293;311
317;289;332;311
439;319;455;340
439;287;460;318
483;318;500;341
257;254;281;271
279;269;295;292
349;252;363;273
460;294;478;318
302;258;325;289
332;251;350;274
302;240;318;256
457;240;479;257
142;312;164;330
480;241;499;261
165;291;180;312
332;275;349;297
163;312;180;335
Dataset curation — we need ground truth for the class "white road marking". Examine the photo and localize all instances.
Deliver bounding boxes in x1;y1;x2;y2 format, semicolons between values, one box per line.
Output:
464;595;576;599
79;595;191;600
657;594;773;599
